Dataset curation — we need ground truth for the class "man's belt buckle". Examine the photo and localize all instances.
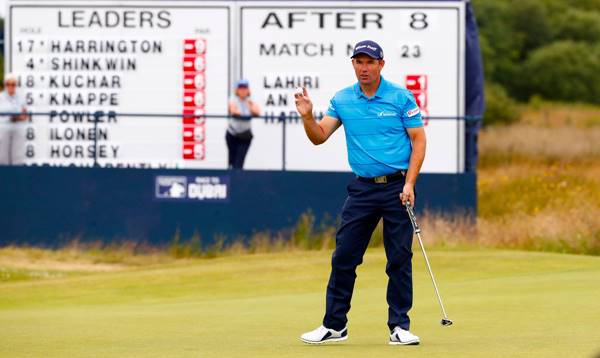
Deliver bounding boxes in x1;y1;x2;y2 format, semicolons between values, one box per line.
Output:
374;175;387;184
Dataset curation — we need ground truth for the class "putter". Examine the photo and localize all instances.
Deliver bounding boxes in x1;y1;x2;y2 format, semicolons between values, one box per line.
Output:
405;201;453;327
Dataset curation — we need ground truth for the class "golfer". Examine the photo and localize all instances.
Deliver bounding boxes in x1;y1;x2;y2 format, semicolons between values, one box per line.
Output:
295;40;426;345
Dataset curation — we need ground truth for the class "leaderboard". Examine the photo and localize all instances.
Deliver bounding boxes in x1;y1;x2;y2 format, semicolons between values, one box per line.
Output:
7;1;466;173
7;4;231;168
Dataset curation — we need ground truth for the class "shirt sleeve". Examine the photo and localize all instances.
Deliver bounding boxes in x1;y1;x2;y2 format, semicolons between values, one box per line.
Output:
325;97;339;120
401;92;423;128
15;92;27;110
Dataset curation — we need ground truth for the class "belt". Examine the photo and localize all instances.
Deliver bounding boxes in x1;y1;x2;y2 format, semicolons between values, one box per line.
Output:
357;170;407;184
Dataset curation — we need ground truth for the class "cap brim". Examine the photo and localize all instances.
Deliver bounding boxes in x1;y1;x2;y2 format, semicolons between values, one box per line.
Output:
351;50;381;59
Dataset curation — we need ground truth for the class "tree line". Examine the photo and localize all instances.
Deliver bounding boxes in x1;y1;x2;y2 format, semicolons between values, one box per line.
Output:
474;0;600;123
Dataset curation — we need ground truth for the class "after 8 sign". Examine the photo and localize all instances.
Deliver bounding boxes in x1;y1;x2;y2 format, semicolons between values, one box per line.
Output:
241;1;465;173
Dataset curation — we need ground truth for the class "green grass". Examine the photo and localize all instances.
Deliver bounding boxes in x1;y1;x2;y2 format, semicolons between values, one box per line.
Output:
1;249;599;357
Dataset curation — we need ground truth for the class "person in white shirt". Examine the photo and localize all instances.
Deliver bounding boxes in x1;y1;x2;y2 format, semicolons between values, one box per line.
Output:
226;79;260;169
0;74;28;165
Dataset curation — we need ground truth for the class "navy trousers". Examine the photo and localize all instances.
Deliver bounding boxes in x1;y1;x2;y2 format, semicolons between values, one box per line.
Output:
225;131;252;169
323;177;414;332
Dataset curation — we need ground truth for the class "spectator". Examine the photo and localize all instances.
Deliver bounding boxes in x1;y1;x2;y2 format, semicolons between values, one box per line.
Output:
226;79;260;169
0;74;28;165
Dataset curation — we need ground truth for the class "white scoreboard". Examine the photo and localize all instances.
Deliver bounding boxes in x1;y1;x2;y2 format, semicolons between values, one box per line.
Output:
6;0;465;173
7;1;232;169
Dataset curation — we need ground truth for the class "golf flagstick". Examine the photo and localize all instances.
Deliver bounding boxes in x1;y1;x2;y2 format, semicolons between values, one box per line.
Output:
405;201;453;326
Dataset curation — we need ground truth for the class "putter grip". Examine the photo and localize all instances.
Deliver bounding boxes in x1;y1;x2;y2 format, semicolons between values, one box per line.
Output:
404;202;420;233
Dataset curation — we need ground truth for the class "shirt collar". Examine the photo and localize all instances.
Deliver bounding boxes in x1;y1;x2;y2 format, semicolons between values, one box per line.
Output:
354;76;386;100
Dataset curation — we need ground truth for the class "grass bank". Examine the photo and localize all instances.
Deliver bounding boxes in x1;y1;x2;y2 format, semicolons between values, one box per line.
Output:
473;102;600;255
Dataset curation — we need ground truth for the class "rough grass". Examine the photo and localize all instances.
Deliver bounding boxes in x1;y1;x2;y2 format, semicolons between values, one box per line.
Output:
520;100;600;128
480;101;600;166
479;124;600;166
473;102;600;255
0;244;178;282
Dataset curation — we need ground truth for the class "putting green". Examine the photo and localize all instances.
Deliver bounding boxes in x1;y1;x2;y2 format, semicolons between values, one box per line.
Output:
1;249;599;357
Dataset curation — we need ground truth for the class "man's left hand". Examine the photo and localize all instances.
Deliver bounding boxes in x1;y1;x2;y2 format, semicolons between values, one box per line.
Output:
400;183;415;206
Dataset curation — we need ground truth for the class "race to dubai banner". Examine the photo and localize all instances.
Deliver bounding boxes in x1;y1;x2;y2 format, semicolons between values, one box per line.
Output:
6;1;465;173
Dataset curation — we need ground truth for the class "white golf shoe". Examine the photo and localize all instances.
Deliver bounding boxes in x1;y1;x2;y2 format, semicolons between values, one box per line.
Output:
300;325;348;344
389;326;420;345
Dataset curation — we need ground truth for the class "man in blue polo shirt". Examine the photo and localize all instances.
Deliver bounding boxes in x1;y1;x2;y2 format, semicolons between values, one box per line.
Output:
295;40;426;346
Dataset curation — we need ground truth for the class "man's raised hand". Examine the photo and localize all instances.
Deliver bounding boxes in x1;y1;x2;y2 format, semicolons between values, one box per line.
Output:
294;87;313;119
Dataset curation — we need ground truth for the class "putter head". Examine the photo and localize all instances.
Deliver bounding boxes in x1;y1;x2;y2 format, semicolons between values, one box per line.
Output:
440;318;453;326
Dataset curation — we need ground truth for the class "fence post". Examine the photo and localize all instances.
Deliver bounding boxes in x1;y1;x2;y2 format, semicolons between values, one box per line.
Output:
279;112;286;171
93;111;100;167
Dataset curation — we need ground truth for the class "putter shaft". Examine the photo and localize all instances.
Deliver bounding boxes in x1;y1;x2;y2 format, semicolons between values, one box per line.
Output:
405;202;452;325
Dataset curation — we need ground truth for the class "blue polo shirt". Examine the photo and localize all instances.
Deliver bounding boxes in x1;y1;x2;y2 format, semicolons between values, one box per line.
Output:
325;76;423;178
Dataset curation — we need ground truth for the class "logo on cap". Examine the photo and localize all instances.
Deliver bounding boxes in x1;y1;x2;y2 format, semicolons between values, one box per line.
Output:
351;40;384;60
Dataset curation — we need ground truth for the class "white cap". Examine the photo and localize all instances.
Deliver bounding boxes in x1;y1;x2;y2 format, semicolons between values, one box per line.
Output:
4;73;17;83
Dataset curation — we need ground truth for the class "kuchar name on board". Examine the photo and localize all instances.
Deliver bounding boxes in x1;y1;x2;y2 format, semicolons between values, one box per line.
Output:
49;75;121;89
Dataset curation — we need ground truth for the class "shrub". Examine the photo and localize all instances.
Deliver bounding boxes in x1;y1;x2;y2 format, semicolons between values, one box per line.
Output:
551;9;600;43
520;41;600;104
483;83;520;126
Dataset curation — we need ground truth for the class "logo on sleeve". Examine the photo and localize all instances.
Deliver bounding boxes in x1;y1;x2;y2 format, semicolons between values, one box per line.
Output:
406;107;420;117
